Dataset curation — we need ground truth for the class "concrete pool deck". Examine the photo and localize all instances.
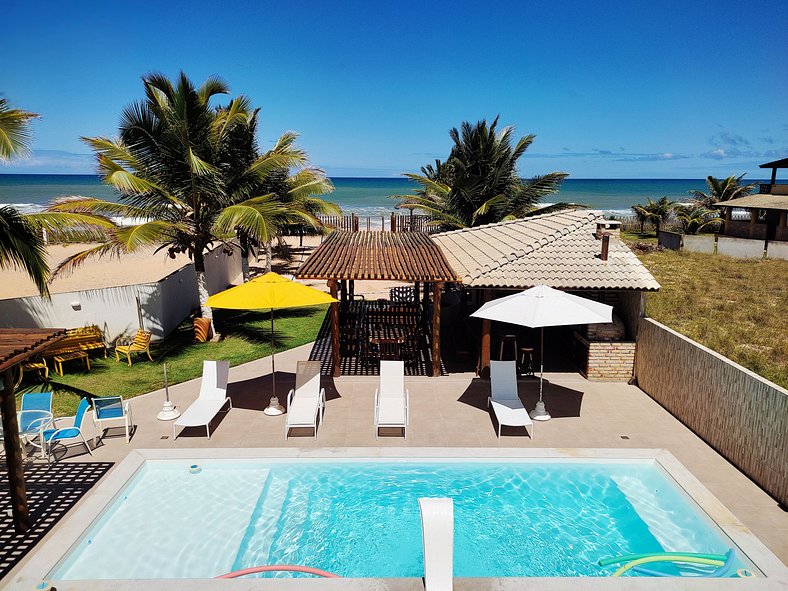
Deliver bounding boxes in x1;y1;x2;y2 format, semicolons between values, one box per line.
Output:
4;342;788;589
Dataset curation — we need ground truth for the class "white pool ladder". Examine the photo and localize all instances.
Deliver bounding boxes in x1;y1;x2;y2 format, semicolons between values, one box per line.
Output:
419;497;454;591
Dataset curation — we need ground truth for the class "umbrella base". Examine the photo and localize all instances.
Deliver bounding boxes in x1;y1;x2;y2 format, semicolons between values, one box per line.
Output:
157;401;181;421
530;401;551;421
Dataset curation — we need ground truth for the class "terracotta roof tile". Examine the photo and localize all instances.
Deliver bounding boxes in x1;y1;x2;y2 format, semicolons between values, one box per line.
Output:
431;210;660;291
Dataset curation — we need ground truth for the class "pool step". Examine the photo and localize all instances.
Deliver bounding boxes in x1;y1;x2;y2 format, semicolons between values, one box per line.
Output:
232;473;291;570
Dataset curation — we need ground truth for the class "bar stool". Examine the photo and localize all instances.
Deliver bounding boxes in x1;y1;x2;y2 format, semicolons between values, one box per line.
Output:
498;334;518;361
519;346;535;377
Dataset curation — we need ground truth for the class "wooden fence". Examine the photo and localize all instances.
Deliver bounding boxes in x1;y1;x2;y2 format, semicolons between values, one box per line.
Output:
635;318;788;505
317;214;436;233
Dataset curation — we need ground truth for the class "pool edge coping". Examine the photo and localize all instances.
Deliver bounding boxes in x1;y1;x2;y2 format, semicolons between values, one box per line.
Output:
10;447;788;590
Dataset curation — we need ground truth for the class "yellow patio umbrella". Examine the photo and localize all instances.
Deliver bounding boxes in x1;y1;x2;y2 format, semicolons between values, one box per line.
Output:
205;272;337;397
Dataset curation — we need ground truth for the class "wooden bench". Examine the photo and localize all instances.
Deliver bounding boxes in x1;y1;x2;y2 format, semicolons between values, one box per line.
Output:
42;325;107;361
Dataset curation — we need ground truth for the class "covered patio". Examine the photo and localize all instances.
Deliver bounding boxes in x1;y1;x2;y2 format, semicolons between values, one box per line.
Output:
296;231;458;376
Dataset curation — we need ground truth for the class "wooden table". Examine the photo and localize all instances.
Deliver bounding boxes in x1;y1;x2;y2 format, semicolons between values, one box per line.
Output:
368;325;415;361
52;351;90;376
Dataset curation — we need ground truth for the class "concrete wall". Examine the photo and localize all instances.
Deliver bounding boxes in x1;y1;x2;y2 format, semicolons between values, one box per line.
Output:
717;236;765;259
682;234;715;254
766;240;788;260
635;318;788;505
657;230;682;250
0;246;242;343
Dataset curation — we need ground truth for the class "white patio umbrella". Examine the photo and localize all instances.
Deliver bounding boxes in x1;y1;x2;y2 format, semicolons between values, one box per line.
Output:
471;284;613;421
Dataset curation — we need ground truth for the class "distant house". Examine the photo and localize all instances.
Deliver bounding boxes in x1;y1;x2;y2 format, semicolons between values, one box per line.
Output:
715;158;788;242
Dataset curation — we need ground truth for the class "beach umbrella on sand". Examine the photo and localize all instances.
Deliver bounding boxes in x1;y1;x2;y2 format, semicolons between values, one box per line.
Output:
471;284;612;421
205;272;337;397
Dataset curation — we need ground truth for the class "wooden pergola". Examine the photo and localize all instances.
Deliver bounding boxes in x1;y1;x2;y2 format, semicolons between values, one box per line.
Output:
0;328;66;532
297;231;458;376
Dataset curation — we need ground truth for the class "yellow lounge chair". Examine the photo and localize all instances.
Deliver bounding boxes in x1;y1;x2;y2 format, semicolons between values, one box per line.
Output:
115;330;153;366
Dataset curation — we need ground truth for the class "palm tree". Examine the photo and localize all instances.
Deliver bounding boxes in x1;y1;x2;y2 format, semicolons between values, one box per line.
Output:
630;204;651;234
50;72;334;322
690;174;756;206
673;203;722;235
0;99;50;294
394;117;569;231
632;196;676;235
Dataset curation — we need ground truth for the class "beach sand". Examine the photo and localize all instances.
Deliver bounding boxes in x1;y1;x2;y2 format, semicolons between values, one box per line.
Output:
1;235;407;301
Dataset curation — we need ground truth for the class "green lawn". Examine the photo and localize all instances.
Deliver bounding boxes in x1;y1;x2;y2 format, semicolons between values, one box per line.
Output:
18;306;329;416
635;249;788;388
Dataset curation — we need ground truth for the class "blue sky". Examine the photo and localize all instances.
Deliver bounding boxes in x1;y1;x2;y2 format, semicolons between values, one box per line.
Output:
3;0;787;178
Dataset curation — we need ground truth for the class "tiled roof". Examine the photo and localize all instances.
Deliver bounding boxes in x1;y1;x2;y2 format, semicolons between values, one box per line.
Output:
713;194;788;211
431;210;660;291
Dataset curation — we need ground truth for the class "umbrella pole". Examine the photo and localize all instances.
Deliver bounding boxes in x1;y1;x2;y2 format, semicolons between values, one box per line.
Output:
271;309;276;397
530;326;551;421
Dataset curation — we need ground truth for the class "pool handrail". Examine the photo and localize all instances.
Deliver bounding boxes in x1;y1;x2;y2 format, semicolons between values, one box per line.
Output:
215;564;341;578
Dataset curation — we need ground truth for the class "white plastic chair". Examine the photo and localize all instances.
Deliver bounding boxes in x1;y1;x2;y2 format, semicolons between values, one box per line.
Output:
92;395;134;444
374;360;408;439
174;360;232;440
285;361;325;439
488;360;533;438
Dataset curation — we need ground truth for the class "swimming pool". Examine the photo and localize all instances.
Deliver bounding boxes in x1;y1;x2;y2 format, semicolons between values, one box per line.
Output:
49;455;754;580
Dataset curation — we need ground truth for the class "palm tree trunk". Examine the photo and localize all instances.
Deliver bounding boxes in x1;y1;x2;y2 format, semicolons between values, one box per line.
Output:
265;241;272;273
194;249;213;322
239;233;251;282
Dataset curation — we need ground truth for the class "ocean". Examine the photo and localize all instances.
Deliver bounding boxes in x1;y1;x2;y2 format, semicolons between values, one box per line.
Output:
0;174;734;218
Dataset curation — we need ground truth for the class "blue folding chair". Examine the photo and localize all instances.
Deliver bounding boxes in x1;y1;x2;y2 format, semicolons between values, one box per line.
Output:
19;391;53;430
43;398;93;462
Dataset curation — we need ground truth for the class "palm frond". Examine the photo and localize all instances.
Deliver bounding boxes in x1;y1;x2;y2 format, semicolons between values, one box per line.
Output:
0;99;40;161
0;206;49;296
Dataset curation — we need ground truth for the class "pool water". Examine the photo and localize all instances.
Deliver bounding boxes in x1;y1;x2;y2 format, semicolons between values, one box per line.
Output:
50;460;748;579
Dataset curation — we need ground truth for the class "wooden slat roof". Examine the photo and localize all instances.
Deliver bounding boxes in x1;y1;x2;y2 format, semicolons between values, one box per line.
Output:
0;328;67;374
297;231;459;282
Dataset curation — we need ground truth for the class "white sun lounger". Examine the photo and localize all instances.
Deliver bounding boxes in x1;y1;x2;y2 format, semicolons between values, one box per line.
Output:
488;360;533;438
375;360;408;439
285;361;325;439
173;360;232;440
419;498;454;591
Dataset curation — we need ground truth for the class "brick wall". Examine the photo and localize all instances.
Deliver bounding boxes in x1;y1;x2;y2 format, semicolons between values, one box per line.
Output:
575;334;635;381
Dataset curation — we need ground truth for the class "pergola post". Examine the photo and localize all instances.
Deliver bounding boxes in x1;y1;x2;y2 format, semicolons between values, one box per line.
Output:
329;279;340;377
431;282;443;377
480;289;492;378
1;369;30;533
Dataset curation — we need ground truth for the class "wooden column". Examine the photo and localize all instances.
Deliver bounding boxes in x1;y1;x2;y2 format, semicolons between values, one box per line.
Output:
329;280;341;377
1;369;30;533
480;289;492;378
431;282;443;377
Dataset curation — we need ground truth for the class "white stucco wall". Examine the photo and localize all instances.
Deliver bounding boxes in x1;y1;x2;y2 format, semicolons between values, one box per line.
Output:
0;245;242;342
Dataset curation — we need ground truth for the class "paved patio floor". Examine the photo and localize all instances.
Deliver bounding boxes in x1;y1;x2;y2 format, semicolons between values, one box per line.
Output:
5;342;787;584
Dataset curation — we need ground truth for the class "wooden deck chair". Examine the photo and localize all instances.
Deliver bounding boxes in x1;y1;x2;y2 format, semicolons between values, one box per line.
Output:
115;330;153;366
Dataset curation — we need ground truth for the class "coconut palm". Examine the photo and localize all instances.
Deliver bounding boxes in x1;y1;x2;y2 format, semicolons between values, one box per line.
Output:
50;73;334;321
630;204;651;234
0;99;50;294
394;117;569;231
690;174;756;206
673;203;722;235
631;196;676;235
